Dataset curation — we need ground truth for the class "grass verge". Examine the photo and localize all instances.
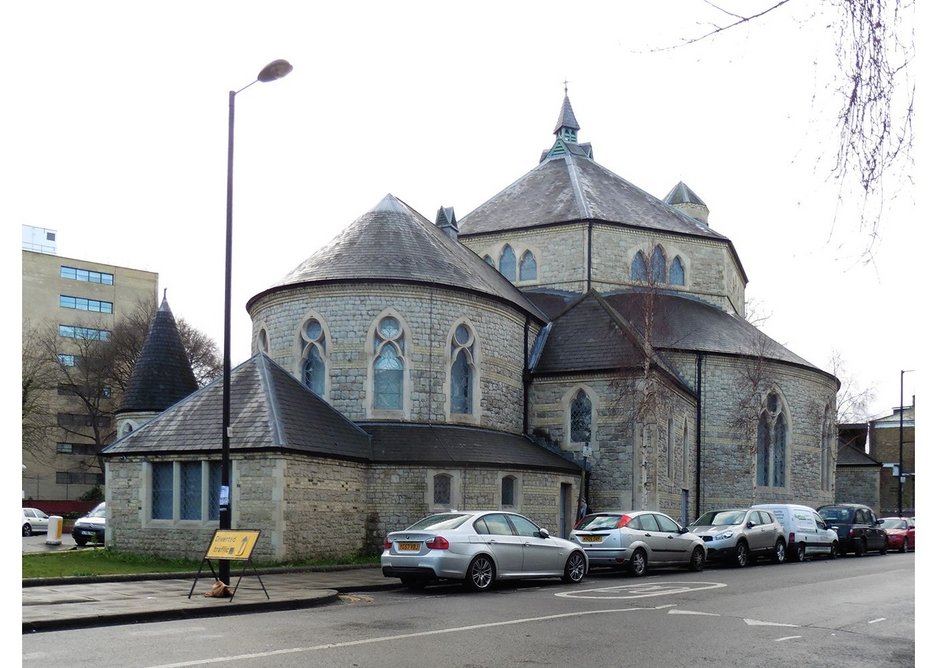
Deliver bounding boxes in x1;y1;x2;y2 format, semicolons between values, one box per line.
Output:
23;550;380;579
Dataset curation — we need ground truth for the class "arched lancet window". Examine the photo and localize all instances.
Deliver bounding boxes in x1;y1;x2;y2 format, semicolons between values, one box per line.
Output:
433;473;452;505
651;245;667;283
373;315;404;410
519;250;537;281
570;389;592;443
300;317;327;397
499;245;517;281
501;476;517;507
670;256;685;286
630;251;648;281
258;328;269;354
483;255;495;268
450;323;475;415
756;392;787;487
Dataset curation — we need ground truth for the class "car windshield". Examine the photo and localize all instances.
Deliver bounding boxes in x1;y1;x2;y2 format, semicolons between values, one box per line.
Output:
692;510;745;526
87;505;106;519
406;513;470;531
880;518;907;529
577;514;625;530
818;507;849;522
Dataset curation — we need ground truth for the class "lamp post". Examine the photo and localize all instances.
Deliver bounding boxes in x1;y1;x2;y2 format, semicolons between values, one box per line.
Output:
221;59;292;585
898;369;914;517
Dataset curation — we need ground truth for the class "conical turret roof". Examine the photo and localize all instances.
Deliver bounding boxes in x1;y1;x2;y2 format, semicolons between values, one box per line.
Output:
117;293;198;414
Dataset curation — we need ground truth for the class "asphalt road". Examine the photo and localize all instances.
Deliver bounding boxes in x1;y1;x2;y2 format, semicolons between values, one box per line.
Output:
22;551;915;667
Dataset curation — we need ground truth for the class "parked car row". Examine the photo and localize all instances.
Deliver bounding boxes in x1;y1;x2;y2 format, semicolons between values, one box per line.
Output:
20;502;106;545
381;502;912;591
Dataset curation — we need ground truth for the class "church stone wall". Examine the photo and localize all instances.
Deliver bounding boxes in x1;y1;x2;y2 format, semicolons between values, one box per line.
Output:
249;283;530;433
680;354;838;512
528;372;697;523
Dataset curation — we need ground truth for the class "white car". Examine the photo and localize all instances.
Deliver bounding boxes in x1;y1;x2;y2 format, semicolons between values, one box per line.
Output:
382;511;588;591
22;508;50;536
752;503;839;561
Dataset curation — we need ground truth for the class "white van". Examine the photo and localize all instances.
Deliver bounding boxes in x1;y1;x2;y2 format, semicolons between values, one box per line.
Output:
752;504;838;562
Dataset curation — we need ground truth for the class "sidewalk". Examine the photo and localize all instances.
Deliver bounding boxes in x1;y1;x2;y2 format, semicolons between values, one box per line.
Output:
22;564;400;634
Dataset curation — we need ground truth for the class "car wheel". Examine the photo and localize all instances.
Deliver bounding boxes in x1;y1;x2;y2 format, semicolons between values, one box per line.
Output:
900;538;908;553
75;538;87;547
772;540;787;564
879;541;888;555
689;546;705;572
734;541;749;567
23;523;32;537
830;541;839;559
465;555;495;592
795;543;806;562
563;552;587;583
629;549;648;577
855;539;866;557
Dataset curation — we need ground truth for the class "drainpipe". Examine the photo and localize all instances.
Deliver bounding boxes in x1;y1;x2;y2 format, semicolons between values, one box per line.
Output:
695;353;703;518
523;316;531;434
586;221;593;292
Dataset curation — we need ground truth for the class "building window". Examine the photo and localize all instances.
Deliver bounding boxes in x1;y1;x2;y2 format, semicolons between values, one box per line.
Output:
58;354;78;367
151;462;173;520
670;256;685;286
258;328;269;354
60;265;114;285
59;295;113;314
682;419;690;483
821;405;835;491
433;473;452;506
300;317;327;397
55;471;103;485
651;245;666;283
756;392;787;487
501;476;517;507
667;417;674;478
630;251;648;281
450;323;476;415
483;255;495;268
57;413;111;428
150;460;224;522
499;245;517;281
373;315;404;410
59;324;110;341
570;389;592;443
519;250;537;280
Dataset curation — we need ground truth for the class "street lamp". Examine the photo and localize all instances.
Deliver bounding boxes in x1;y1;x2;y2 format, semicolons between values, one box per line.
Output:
221;59;292;585
898;369;914;517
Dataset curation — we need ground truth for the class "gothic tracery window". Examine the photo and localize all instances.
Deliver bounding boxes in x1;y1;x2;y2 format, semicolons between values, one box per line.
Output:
651;245;667;283
756;392;787;487
630;251;648;281
670;256;685;285
450;323;475;415
519;250;537;281
300;317;326;397
373;315;405;410
499;245;517;281
570;389;592;443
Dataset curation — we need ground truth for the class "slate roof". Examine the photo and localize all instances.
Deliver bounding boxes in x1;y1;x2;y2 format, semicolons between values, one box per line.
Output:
104;353;371;459
525;289;830;375
458;147;727;242
362;423;580;473
117;295;198;414
837;443;881;467
531;290;691;390
247;194;547;322
554;93;580;133
664;181;707;207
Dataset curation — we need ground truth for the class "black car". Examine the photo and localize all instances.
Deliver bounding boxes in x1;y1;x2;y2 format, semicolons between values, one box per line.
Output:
72;502;106;546
816;503;887;557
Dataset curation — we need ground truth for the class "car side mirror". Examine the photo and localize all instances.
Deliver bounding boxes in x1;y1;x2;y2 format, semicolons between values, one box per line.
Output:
746;521;755;529
539;528;550;539
678;526;689;534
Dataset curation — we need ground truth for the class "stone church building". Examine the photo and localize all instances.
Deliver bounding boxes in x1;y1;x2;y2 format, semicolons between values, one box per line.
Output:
102;95;839;562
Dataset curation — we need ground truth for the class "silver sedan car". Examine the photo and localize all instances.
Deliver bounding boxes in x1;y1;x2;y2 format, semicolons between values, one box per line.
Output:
381;511;588;591
568;510;706;576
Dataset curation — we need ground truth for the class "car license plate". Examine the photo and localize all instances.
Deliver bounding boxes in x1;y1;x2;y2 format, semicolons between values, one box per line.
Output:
398;542;421;551
582;535;603;543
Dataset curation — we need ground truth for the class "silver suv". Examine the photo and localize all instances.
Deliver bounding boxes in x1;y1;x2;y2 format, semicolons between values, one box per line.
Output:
689;508;787;567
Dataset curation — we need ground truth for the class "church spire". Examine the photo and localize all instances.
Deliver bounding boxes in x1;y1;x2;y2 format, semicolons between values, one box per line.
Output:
553;84;580;143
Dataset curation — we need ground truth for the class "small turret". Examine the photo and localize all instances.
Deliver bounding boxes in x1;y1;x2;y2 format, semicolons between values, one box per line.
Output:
664;181;709;226
435;206;458;240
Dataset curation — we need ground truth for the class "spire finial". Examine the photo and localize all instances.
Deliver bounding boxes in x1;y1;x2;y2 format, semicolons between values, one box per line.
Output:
563;78;569;96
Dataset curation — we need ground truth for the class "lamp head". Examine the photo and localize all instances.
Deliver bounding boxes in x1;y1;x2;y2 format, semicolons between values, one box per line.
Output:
257;59;293;83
